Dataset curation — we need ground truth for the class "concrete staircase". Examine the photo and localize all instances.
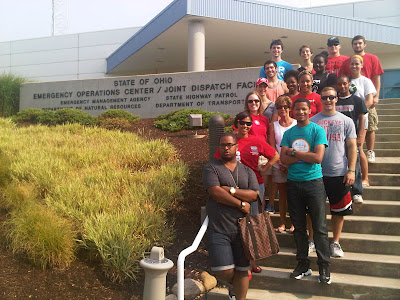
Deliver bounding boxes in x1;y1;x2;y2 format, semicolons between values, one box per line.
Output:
209;98;400;299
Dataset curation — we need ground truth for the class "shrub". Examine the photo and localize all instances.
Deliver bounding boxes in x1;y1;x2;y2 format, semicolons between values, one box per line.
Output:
98;118;132;131
97;109;139;124
0;121;188;281
154;108;230;132
12;108;44;124
54;108;95;126
37;110;57;125
0;73;26;117
6;202;76;269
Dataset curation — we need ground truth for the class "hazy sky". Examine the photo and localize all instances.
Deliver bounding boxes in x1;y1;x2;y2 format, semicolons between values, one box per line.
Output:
0;0;367;42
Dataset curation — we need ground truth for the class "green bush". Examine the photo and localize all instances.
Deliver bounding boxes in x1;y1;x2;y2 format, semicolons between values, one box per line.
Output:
54;108;95;126
0;74;26;117
154;109;230;132
97;109;139;124
98;118;132;131
37;110;57;125
0;121;188;282
12;108;44;124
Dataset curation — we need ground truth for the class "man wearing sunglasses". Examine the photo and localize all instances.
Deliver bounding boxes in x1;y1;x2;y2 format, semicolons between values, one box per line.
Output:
310;87;357;259
326;37;348;76
280;98;330;284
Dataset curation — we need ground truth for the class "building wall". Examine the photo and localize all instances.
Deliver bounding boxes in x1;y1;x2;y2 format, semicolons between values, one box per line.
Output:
0;27;139;82
305;0;400;27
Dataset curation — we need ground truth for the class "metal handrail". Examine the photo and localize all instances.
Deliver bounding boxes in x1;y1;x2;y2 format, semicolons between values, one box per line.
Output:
176;216;209;300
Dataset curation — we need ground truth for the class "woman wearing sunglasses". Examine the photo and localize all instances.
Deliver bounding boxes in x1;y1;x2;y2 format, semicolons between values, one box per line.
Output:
243;91;270;141
291;70;322;118
269;96;297;233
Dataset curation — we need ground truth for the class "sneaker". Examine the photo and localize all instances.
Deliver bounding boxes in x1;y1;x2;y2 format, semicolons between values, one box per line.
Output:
318;264;332;284
308;240;316;253
353;194;363;204
367;150;375;163
264;202;275;214
290;260;312;280
228;286;236;300
330;242;344;257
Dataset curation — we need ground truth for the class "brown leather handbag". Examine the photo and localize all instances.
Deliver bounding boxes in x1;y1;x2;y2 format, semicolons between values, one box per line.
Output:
238;196;279;261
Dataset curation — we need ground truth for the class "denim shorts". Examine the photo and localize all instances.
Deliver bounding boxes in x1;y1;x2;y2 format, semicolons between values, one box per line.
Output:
207;228;250;271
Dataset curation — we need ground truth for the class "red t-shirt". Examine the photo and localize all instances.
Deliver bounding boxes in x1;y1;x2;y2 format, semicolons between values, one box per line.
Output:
291;93;322;118
326;55;349;76
249;114;269;141
214;136;276;184
339;53;384;80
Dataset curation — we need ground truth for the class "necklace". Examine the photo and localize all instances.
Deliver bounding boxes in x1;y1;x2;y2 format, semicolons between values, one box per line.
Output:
229;166;239;188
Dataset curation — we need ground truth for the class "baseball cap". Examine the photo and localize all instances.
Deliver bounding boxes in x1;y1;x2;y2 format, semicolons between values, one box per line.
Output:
327;37;340;46
256;78;268;86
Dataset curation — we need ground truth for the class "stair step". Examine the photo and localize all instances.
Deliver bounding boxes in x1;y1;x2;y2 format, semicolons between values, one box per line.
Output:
375;108;400;115
369;148;400;156
378;127;400;134
379;115;400;121
363;185;400;199
369;173;400;185
364;141;400;149
208;287;348;300
368;157;400;173
271;214;400;235
378;121;400;127
259;248;400;278
250;267;400;300
378;98;400;104
272;199;400;217
375;134;400;142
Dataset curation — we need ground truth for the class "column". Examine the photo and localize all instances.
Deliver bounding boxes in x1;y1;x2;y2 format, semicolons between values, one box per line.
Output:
188;21;205;72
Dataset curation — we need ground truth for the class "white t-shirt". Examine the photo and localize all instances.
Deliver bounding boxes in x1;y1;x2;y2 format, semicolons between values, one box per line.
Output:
350;76;376;102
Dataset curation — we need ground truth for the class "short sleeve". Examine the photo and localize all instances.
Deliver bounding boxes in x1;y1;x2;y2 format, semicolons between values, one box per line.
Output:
314;125;328;147
260;140;277;160
259;67;266;79
285;62;294;71
364;78;377;96
245;165;260;191
355;96;368;115
203;163;221;191
345;118;357;140
280;130;290;148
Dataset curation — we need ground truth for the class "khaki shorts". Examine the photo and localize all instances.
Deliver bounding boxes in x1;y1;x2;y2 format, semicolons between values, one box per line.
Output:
272;166;287;183
368;107;378;132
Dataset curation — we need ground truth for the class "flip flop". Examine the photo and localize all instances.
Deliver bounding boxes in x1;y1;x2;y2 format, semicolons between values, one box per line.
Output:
275;226;286;233
289;226;295;233
362;181;370;187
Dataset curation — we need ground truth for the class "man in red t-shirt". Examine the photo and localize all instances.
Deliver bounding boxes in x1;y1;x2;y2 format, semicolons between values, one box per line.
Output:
325;37;348;77
339;35;384;163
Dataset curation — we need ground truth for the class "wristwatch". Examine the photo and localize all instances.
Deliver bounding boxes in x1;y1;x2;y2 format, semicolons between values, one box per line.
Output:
241;201;246;210
291;149;296;157
230;187;236;196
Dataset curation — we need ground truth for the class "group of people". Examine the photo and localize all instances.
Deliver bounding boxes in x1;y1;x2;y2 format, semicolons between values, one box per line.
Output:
202;35;383;300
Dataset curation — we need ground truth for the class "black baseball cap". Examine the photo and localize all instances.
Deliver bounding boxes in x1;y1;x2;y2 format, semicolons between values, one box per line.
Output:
327;37;340;46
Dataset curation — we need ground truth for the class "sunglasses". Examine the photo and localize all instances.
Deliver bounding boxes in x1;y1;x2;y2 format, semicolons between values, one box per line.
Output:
276;105;290;109
219;143;237;149
247;99;260;103
238;120;253;126
321;95;337;101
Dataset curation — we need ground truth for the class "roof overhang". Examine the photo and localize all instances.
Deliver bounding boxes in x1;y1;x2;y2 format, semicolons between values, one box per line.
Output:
106;0;400;76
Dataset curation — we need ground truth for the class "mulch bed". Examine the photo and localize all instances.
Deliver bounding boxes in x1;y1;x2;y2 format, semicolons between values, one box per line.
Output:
0;119;210;299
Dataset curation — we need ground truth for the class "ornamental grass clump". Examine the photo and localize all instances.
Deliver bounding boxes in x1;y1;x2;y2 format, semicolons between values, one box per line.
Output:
0;119;188;281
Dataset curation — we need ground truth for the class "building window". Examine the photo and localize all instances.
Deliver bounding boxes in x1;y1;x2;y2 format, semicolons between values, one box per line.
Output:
380;69;400;99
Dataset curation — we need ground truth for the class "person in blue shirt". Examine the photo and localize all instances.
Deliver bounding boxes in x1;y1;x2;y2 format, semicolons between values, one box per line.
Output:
259;39;293;81
280;98;331;285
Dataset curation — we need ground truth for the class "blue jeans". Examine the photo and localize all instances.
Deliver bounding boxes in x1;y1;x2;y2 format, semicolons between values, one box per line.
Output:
352;149;363;196
287;178;330;266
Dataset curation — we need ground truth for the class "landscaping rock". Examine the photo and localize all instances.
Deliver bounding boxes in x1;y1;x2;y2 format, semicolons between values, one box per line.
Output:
200;271;217;291
166;294;178;300
171;278;205;299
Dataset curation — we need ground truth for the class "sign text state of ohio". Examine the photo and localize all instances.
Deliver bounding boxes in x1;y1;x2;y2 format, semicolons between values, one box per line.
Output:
20;67;260;118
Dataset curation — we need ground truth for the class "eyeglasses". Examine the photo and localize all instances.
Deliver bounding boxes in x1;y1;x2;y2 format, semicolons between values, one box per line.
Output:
321;95;337;101
247;99;260;103
276;105;290;109
238;120;253;126
219;143;237;149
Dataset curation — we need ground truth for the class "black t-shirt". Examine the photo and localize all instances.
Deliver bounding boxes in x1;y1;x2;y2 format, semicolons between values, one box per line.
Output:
203;159;258;235
312;72;337;94
336;94;368;131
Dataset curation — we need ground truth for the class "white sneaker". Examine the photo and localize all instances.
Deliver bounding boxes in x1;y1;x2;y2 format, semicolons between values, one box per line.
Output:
330;242;344;257
308;240;316;253
353;194;363;204
367;150;375;163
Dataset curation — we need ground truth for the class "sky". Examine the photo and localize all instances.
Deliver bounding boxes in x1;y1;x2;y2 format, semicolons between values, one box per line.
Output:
0;0;368;42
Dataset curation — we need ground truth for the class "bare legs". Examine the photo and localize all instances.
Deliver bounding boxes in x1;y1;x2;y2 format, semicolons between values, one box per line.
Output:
214;269;249;300
366;130;375;151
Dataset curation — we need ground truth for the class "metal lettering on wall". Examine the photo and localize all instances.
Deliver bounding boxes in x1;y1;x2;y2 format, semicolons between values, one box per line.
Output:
20;67;260;118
